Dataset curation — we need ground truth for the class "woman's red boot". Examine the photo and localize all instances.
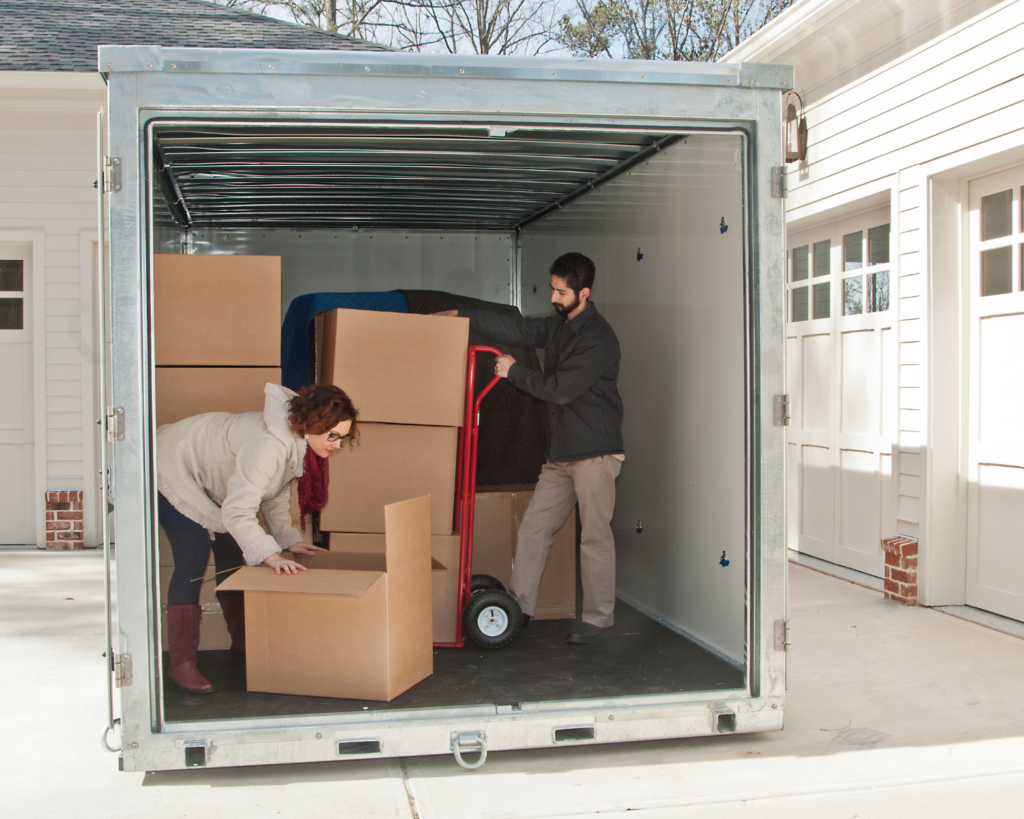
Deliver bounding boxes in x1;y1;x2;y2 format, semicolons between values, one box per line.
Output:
166;604;214;694
216;592;246;654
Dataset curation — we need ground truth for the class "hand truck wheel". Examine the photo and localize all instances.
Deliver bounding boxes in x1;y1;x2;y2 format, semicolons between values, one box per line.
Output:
462;590;522;649
471;574;506;595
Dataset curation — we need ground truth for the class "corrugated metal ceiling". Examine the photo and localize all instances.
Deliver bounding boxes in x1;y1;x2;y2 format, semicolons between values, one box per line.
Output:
152;125;677;232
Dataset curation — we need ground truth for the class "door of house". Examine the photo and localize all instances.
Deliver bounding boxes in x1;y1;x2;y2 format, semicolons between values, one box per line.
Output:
0;247;36;545
785;208;897;577
966;165;1024;620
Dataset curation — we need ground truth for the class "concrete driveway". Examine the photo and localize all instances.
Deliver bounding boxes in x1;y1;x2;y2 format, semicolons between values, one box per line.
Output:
4;550;1023;818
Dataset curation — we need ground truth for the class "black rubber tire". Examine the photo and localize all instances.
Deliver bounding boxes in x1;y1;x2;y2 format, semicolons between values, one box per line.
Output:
462;590;522;650
471;574;506;595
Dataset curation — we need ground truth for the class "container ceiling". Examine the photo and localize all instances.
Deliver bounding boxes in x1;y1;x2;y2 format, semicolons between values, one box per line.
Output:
151;124;677;232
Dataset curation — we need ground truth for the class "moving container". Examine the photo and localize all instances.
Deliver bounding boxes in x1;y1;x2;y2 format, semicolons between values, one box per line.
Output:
97;45;791;772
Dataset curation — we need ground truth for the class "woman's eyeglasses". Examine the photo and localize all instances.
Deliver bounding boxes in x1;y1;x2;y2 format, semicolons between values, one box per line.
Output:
326;432;352;444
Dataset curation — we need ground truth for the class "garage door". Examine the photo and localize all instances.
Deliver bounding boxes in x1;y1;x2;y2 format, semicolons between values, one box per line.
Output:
966;165;1024;621
0;248;36;545
785;208;897;577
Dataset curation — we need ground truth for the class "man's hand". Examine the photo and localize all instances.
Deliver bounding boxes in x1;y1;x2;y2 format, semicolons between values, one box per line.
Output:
264;552;307;575
431;309;458;317
288;543;327;556
495;354;516;378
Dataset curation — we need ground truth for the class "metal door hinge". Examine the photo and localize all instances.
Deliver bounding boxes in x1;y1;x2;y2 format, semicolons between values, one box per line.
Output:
773;395;791;426
774;620;791;651
103;156;121;193
106;407;125;442
113;653;133;687
771;166;786;199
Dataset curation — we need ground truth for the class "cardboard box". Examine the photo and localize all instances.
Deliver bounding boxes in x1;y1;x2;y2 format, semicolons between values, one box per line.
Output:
472;489;577;620
155;367;281;427
154;254;281;366
218;496;434;701
319;308;469;427
319;423;458;535
159;566;232;651
326;532;461;644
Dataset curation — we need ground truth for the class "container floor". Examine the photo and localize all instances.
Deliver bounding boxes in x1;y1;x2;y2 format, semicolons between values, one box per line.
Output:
163;600;744;722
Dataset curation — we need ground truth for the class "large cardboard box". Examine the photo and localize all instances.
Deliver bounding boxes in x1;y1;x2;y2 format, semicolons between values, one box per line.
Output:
159;566;232;651
319;308;469;427
473;489;577;620
319;423;458;535
154;254;281;366
218;496;434;701
155;367;281;427
326;532;461;644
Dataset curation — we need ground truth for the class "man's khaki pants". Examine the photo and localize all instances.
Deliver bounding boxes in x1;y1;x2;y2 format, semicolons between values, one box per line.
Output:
509;455;622;628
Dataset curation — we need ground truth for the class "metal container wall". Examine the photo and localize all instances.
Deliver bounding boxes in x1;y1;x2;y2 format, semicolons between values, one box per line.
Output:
100;46;791;772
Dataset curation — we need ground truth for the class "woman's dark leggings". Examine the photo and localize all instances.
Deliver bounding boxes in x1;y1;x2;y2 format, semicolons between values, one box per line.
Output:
159;493;246;606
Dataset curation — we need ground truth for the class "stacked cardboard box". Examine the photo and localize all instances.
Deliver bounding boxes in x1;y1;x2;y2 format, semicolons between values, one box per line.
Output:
154;254;283;648
317;308;469;643
473;487;577;620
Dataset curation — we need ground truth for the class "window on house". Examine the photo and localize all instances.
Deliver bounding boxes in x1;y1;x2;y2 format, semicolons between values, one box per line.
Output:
982;189;1012;240
982;246;1012;296
792;285;809;322
792;245;809;281
0;260;24;330
843;232;862;270
813;282;830;319
838;224;890;315
814;240;830;277
844;276;863;315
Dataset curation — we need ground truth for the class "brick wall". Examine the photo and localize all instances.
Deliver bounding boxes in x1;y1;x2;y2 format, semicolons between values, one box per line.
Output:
882;536;918;605
45;491;84;550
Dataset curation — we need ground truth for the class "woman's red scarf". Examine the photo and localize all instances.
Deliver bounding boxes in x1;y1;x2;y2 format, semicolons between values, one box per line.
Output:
297;446;329;531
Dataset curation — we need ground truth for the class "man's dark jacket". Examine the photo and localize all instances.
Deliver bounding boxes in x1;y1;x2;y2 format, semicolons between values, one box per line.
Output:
460;302;624;462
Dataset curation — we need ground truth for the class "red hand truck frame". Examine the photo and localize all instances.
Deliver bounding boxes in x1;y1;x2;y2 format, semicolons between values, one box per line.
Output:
435;344;508;648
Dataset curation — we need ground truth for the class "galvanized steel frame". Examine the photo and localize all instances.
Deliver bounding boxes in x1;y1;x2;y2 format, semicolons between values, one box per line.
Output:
101;46;791;772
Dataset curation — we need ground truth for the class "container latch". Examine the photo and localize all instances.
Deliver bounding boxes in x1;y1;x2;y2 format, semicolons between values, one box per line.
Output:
771;166;786;199
103;156;121;193
450;730;487;770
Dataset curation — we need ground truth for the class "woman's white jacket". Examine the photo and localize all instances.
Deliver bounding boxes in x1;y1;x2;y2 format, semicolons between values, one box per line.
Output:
156;383;306;567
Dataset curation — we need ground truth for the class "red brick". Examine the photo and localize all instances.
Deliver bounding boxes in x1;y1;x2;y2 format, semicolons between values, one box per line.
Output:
56;530;81;539
884;578;900;593
46;531;56;541
48;521;71;531
885;551;900;567
46;501;70;511
898;541;918;557
57;511;83;521
68;491;82;502
904;556;918;570
890;568;915;584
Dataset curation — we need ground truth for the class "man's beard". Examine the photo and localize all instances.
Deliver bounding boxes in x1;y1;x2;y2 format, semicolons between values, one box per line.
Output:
553;293;581;316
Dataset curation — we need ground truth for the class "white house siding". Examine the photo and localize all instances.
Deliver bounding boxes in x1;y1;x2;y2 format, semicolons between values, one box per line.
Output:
0;72;105;546
728;0;1024;604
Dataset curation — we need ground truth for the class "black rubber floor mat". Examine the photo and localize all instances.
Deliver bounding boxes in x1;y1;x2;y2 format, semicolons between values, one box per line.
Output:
163;601;744;721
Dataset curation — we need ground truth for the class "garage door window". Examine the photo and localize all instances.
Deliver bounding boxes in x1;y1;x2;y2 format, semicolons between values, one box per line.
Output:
842;225;889;316
0;260;24;330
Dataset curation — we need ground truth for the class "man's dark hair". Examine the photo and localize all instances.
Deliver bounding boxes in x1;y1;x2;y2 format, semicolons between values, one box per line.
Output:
550;252;596;295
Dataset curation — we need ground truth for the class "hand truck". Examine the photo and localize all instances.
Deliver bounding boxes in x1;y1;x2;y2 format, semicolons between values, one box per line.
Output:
435;345;524;650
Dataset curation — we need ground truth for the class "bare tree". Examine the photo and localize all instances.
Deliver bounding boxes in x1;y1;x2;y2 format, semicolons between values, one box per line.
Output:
215;0;558;52
558;0;793;61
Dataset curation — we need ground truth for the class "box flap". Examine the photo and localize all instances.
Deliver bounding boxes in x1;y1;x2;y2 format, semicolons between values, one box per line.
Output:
216;566;383;596
383;496;434;696
296;551;386;573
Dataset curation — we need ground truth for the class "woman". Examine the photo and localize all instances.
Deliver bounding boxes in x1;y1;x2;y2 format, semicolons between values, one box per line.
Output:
157;382;358;693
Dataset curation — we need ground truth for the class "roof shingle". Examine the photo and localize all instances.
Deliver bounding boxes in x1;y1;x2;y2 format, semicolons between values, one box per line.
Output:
0;0;388;72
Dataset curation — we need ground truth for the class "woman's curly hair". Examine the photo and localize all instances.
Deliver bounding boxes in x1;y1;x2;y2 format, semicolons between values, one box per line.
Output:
288;385;359;445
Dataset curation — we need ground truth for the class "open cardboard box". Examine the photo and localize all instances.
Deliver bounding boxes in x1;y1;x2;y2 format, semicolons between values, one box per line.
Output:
325;532;461;644
218;496;434;701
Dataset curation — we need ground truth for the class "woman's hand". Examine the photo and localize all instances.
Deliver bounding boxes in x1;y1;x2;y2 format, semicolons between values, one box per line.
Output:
288;543;327;556
263;552;307;575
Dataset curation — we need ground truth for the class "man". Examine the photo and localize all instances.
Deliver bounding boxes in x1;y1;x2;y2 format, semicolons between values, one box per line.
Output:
437;252;624;644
